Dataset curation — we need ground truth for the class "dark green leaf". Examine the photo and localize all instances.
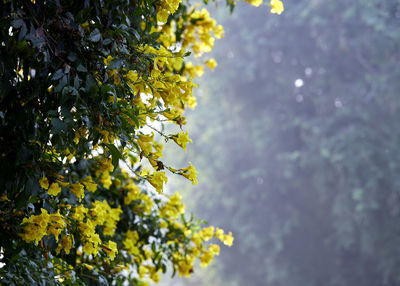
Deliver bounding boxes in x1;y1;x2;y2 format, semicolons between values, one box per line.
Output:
51;118;67;134
89;28;101;42
77;64;87;73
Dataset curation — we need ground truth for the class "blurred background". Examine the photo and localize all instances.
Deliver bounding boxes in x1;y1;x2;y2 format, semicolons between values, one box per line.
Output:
162;0;400;285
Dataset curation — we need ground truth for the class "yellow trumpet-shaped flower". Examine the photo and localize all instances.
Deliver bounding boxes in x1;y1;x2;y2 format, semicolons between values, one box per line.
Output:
48;182;61;196
172;131;192;151
246;0;263;7
148;171;168;193
39;177;49;189
270;0;284;14
205;58;218;70
102;240;118;261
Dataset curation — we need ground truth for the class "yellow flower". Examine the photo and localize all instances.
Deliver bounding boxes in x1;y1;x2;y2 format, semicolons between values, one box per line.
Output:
81;22;90;32
152;140;164;159
102;240;118;261
176;256;195;277
138;265;147;278
103;206;122;236
56;235;73;255
72;204;88;221
83;263;93;271
82;241;100;256
270;0;284;14
159;192;185;219
140;193;154;214
123;230;139;253
90;200;108;224
150;269;161;283
181;162;198;185
199;249;215;267
19;208;50;244
48;182;61;196
39;177;49;189
80;219;101;257
205;58;217;70
214;227;224;240
82;176;98;192
159;220;168;229
213;25;224;39
0;193;10;202
137;133;154;155
172;131;192;151
47;210;66;242
69;183;85;201
209;244;220;255
100;172;112;189
148;171;168;193
191;232;202;246
246;0;262;7
124;182;141;205
104;55;113;66
199;226;214;241
221;231;234;247
96;158;114;176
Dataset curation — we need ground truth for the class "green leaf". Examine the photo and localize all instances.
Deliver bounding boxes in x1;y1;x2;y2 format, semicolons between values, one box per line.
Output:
11;19;24;28
110;59;123;69
18;22;28;42
51;118;67;134
131;29;140;41
101;84;115;96
85;74;97;91
106;144;122;170
54;75;68;93
77;64;87;72
103;38;112;45
51;69;64;81
89;28;101;42
74;74;80;89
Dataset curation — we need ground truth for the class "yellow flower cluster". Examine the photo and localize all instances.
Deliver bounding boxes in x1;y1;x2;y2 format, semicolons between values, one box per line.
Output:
56;235;73;255
156;0;182;23
171;226;233;274
96;158;114;187
39;177;62;196
181;8;224;57
90;200;122;235
124;180;141;205
39;174;98;202
102;240;118;261
123;230;140;255
73;201;121;258
159;192;185;219
20;209;66;244
79;219;102;256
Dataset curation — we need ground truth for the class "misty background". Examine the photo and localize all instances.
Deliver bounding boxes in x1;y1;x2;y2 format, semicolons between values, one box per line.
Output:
162;0;400;285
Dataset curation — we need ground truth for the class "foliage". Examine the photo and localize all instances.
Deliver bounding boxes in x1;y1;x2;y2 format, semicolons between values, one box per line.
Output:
165;0;400;285
0;0;286;283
